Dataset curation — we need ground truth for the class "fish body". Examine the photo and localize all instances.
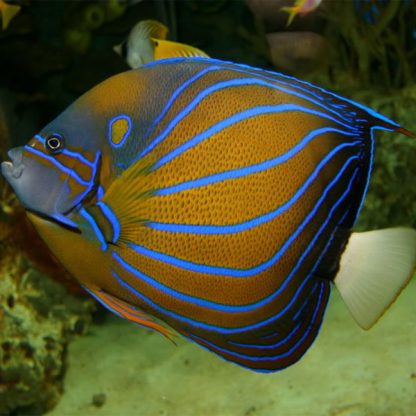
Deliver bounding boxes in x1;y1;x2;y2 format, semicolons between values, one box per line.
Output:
281;0;322;26
2;58;416;372
114;20;209;68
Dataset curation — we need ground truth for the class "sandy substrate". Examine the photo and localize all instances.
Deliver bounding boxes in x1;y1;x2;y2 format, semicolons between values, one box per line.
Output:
48;280;416;416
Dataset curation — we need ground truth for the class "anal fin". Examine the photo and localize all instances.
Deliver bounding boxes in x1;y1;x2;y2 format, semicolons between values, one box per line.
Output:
83;285;176;342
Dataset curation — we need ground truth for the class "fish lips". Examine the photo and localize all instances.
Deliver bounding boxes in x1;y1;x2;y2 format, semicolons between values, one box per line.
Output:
1;146;80;229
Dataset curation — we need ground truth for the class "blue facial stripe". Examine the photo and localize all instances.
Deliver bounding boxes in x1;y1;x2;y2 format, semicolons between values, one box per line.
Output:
187;281;325;365
97;202;120;243
24;145;91;187
110;169;355;334
143;57;400;128
111;168;350;316
138;78;359;165
142;65;222;143
108;114;132;148
154;127;357;196
148;140;361;234
80;207;108;251
152;105;359;170
34;135;95;168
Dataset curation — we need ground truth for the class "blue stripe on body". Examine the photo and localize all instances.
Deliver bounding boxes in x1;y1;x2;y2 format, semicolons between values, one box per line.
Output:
80;207;108;251
152;105;359;170
34;135;95;168
147;140;361;236
141;57;399;128
97;201;121;243
187;281;326;371
110;163;357;322
24;145;91;187
155;127;357;196
131;154;359;277
141;65;221;144
137;78;360;166
229;203;349;348
110;169;355;334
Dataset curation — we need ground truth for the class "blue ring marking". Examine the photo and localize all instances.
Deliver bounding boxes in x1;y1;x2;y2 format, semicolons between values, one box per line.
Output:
142;65;221;143
131;154;358;277
141;57;400;128
108;114;132;148
97;202;120;243
80;207;107;251
111;161;357;317
152;105;360;170
148;140;361;235
82;286;123;318
110;170;355;334
187;281;325;366
138;78;360;164
154;127;357;196
24;145;92;187
34;135;95;168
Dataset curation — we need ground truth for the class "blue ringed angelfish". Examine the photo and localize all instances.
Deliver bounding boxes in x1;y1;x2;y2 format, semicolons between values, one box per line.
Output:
2;57;416;373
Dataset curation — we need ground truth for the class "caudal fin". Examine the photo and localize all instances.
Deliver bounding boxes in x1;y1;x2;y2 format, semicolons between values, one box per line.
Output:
334;228;416;329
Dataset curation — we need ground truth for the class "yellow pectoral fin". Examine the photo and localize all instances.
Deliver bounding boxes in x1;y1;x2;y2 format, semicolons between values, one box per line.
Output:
99;155;155;246
86;285;176;342
153;39;209;60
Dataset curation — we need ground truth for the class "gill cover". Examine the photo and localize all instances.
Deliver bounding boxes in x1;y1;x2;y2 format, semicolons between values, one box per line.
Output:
1;134;101;228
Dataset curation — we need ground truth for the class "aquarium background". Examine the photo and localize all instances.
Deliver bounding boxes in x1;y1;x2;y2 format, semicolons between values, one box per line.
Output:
0;0;415;415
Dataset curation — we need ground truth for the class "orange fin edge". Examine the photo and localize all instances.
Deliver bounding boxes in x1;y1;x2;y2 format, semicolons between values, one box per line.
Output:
84;286;177;344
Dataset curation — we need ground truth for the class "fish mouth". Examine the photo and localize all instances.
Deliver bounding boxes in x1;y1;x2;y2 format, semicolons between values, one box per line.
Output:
1;149;24;179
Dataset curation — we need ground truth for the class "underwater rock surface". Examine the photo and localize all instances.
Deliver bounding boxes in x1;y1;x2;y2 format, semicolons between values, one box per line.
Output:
0;250;94;415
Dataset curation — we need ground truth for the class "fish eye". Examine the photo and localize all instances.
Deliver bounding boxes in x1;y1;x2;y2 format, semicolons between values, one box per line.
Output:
45;134;65;154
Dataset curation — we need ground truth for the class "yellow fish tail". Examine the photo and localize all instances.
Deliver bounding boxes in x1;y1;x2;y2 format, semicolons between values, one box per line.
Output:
281;5;301;27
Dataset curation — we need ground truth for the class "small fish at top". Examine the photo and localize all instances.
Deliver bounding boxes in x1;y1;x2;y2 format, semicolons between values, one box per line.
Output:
0;0;21;30
281;0;322;26
2;57;416;372
114;19;209;68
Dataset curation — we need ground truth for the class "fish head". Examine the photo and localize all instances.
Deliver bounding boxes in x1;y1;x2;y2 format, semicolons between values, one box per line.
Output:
1;116;102;229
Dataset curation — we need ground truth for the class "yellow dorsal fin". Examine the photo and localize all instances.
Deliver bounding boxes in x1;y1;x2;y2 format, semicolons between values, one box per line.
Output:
153;39;209;60
136;19;169;40
87;285;176;342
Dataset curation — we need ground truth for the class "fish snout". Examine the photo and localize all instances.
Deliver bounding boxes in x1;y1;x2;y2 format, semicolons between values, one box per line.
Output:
1;147;24;179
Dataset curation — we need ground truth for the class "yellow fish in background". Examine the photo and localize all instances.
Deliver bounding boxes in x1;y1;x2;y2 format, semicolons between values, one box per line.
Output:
281;0;322;27
0;0;21;30
114;19;209;68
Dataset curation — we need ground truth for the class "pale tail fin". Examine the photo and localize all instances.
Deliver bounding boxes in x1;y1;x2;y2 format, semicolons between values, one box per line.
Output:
334;228;416;329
